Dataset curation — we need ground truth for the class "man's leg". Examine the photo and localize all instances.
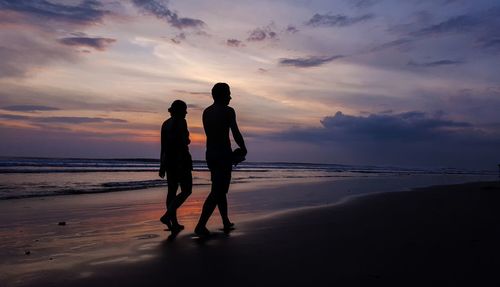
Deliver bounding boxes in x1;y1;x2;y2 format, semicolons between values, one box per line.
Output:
195;169;224;235
216;169;232;227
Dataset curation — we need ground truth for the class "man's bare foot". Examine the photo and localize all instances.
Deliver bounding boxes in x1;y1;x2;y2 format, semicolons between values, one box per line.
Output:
194;226;211;237
223;221;235;231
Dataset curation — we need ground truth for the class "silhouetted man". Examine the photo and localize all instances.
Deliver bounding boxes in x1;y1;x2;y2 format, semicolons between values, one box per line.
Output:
195;83;247;236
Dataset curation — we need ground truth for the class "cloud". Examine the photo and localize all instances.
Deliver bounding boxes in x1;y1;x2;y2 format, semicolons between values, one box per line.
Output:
350;0;381;9
373;7;500;55
270;111;500;168
246;23;298;42
247;25;278;42
58;36;116;51
407;59;463;67
173;89;210;96
0;114;28;121
226;38;243;47
318;111;470;140
0;125;160;158
370;37;413;52
275;111;472;143
306;13;374;27
186;103;202;110
0;114;127;124
0;32;76;78
170;32;186;44
285;25;299;34
0;1;121;78
0;0;110;25
0;83;165;114
131;0;205;29
279;55;344;67
411;14;482;37
39;116;127;124
443;87;500;124
2;105;60;112
477;37;500;50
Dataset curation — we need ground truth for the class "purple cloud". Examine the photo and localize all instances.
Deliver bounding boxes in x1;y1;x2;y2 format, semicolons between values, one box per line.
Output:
0;114;127;124
407;59;463;68
279;55;344;67
372;7;500;56
270;111;499;168
170;32;186;44
0;0;109;25
0;34;75;78
58;36;116;51
285;25;299;34
477;37;500;50
306;13;374;27
226;38;243;47
412;14;482;37
247;25;278;42
2;105;60;112
0;1;121;78
131;0;205;29
350;0;381;9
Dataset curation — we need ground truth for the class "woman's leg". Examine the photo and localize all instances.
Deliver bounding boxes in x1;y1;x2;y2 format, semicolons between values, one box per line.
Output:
166;170;179;210
170;171;192;226
161;171;179;228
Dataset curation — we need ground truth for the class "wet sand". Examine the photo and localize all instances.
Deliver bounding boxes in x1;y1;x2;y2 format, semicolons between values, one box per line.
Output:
2;180;500;286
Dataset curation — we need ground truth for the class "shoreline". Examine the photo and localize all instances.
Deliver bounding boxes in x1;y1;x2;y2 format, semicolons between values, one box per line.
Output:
2;179;500;286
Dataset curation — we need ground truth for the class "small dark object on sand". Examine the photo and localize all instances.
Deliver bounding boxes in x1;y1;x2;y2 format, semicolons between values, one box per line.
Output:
58;221;66;226
25;250;31;255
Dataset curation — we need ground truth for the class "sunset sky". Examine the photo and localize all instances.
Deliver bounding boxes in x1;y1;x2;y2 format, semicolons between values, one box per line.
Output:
1;0;499;168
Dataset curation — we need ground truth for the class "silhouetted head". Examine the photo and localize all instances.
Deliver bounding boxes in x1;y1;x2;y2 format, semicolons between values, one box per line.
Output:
212;83;231;105
168;100;187;118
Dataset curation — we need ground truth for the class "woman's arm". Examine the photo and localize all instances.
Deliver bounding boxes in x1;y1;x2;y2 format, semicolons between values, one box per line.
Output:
182;119;191;146
159;122;167;178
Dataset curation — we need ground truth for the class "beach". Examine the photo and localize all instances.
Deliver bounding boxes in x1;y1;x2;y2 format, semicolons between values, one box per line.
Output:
1;177;500;286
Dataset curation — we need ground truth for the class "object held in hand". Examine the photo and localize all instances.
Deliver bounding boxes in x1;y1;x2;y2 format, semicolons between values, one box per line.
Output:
232;148;246;166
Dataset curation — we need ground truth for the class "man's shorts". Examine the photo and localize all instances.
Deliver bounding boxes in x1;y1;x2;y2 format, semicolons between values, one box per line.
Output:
209;164;232;194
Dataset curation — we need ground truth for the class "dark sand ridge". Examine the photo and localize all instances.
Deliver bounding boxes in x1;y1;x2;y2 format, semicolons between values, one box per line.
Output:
12;181;500;287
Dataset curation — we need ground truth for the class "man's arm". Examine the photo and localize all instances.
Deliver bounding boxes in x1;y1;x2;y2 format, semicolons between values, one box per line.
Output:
229;108;247;154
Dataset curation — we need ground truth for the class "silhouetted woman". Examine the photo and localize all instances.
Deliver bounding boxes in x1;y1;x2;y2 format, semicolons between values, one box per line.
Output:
159;100;193;233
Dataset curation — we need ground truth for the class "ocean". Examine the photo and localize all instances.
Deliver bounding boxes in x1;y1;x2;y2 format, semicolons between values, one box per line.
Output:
1;156;498;278
0;157;496;200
